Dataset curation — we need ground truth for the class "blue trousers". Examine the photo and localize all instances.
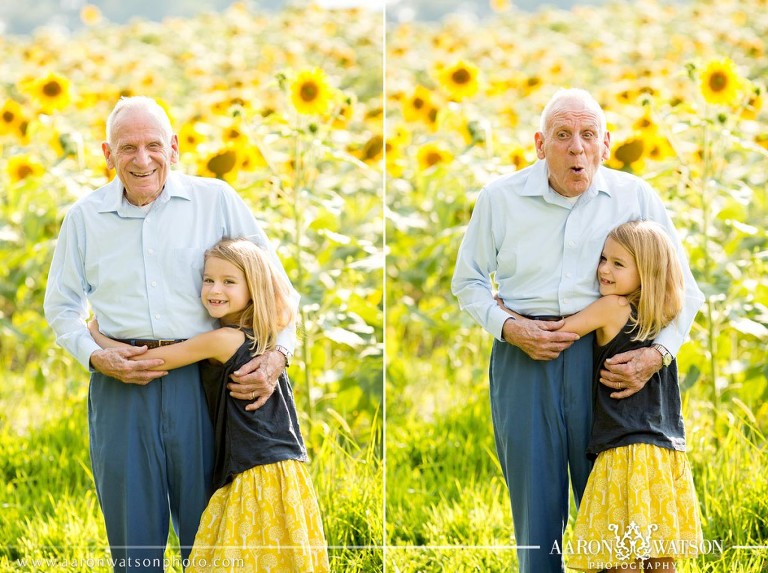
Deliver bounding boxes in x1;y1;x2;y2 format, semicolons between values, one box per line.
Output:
489;335;594;573
88;366;214;572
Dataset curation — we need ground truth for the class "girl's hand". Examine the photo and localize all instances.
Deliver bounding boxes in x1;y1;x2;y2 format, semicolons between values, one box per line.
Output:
599;347;663;398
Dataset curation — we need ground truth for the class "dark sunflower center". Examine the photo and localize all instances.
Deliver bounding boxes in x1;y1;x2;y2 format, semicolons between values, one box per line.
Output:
207;150;237;177
300;81;319;102
17;165;34;179
615;139;644;165
709;71;728;93
43;80;63;98
452;68;471;85
425;151;442;167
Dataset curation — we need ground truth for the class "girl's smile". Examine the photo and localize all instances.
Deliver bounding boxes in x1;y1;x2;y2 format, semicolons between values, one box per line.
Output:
201;256;251;323
597;237;641;296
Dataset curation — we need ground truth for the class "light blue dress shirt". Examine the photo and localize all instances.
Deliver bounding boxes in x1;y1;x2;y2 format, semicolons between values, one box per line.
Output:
44;171;298;369
451;160;704;356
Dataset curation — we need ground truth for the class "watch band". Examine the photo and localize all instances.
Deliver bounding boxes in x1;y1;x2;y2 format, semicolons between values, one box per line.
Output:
275;344;292;367
651;343;672;367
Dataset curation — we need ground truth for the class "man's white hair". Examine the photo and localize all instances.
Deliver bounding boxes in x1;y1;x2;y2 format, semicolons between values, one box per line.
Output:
105;96;174;145
539;88;607;135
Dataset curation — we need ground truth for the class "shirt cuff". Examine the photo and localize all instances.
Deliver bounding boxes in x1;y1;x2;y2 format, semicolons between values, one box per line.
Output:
489;306;514;342
79;338;104;372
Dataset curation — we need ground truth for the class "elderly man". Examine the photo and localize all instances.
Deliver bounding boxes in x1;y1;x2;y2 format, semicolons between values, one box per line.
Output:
451;88;703;573
44;96;297;572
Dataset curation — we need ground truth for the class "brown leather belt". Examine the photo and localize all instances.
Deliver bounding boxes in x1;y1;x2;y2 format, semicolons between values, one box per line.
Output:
115;338;186;349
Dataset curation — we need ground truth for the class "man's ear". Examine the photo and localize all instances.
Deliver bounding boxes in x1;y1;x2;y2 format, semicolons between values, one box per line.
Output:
102;142;115;170
601;131;611;161
534;132;546;159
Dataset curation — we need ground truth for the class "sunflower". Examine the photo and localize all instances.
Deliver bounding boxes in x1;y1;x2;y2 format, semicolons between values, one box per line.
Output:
490;0;511;12
6;155;44;183
741;87;763;120
0;99;27;137
416;141;454;172
21;72;72;114
608;136;645;171
80;4;103;26
179;122;207;151
401;85;435;123
700;58;743;106
289;68;333;116
356;134;383;164
385;137;405;178
238;144;268;171
437;60;479;102
332;94;356;130
201;146;239;181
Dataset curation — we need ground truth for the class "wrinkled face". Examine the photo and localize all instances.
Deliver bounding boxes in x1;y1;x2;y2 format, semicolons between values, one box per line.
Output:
201;256;251;324
102;109;178;206
597;237;641;297
535;98;610;197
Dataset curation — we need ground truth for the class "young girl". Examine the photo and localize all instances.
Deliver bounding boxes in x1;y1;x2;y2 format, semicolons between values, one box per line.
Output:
89;238;329;572
500;220;702;572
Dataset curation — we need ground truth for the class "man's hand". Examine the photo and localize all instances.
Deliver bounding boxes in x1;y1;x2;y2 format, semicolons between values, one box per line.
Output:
600;347;662;399
90;347;167;384
228;349;286;412
502;317;579;361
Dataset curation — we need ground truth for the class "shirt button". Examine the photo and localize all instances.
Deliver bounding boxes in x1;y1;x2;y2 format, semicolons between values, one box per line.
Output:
568;240;576;247
148;248;155;255
155;314;160;319
151;281;157;287
566;272;572;278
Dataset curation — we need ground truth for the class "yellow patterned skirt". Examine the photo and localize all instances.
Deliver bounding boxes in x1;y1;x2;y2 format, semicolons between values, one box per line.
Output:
187;459;330;572
568;443;702;572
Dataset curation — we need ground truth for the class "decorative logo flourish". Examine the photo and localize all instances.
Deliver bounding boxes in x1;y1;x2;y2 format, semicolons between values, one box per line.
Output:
608;521;658;561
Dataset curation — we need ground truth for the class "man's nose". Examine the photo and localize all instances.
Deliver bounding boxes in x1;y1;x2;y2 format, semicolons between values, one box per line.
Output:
134;148;152;166
569;136;585;154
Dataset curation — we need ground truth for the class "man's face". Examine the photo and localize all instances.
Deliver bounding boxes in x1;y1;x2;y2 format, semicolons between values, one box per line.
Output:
534;99;610;198
102;109;178;206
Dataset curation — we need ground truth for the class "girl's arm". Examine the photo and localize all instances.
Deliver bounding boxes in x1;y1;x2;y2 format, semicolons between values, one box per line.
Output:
496;295;631;345
88;319;244;370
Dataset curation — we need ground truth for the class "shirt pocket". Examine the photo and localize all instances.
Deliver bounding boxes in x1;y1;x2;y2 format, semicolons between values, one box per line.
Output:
171;247;205;297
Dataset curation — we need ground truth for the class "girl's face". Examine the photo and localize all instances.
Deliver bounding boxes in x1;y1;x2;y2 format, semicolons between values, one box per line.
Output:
201;256;251;323
597;237;640;296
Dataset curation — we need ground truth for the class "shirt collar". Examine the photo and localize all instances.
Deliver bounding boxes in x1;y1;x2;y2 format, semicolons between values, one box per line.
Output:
97;171;191;215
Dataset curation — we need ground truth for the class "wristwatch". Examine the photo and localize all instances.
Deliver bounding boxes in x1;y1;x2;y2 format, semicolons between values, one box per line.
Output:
274;345;292;368
651;343;673;368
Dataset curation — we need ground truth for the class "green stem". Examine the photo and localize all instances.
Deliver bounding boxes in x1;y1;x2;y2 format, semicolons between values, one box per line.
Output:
293;125;313;420
700;120;719;418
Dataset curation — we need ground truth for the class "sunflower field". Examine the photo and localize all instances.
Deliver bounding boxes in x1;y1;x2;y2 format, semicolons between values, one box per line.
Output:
1;3;382;572
386;0;768;571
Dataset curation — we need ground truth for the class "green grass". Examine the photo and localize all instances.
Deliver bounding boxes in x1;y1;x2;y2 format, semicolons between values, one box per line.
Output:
385;370;768;573
0;370;382;573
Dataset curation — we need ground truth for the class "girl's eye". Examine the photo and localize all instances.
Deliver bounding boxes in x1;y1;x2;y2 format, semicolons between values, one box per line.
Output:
203;278;213;283
599;255;607;262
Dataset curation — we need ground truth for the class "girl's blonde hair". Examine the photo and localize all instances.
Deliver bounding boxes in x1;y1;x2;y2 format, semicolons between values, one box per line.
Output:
204;238;295;356
607;220;684;341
